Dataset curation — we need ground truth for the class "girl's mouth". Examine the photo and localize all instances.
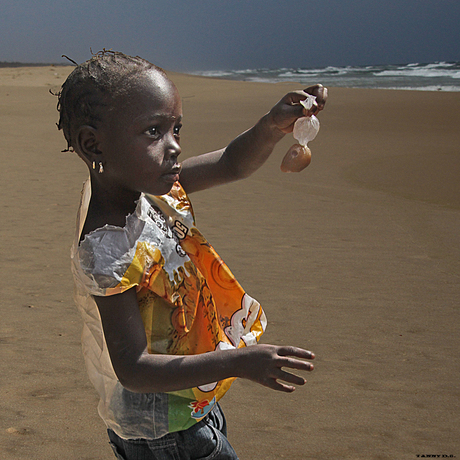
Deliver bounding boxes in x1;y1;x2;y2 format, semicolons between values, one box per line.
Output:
162;164;182;182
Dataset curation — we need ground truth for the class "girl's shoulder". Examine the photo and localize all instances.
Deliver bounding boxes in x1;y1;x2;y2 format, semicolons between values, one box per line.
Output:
73;199;150;294
73;185;194;295
73;181;194;288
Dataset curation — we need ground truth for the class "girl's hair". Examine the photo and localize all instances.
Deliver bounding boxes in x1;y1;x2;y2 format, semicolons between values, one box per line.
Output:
56;50;166;151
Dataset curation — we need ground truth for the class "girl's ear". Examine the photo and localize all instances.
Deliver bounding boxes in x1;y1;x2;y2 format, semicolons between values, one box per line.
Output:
75;126;102;166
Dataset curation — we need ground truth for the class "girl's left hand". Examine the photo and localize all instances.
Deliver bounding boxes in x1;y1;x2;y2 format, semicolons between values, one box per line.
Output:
268;84;328;134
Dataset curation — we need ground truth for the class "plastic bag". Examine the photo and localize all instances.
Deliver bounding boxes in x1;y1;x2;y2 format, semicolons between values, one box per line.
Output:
280;95;320;173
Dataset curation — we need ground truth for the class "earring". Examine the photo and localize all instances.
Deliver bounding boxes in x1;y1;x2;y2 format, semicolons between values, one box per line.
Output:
92;161;96;170
98;162;104;174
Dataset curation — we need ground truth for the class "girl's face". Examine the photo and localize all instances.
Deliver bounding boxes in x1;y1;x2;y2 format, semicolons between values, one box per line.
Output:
96;70;183;197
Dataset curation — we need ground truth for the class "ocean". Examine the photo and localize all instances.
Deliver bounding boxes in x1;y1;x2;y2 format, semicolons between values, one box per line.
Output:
191;61;460;92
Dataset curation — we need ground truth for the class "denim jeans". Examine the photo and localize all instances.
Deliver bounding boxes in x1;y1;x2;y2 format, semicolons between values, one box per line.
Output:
108;404;239;460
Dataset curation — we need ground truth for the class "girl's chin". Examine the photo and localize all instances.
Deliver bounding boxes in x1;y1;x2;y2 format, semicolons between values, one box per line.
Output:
161;172;181;183
146;182;176;196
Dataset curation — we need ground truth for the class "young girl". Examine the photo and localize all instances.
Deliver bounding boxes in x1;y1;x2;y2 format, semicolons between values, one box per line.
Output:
58;51;326;460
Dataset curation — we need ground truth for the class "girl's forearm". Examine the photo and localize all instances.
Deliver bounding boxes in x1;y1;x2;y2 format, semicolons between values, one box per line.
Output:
115;343;314;394
116;347;245;394
222;113;286;180
179;113;286;193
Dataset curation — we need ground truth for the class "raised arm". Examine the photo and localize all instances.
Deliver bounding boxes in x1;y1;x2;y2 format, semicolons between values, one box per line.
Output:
94;288;314;394
179;85;327;194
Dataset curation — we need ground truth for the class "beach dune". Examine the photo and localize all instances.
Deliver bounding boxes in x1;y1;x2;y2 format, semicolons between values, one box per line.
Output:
0;66;459;459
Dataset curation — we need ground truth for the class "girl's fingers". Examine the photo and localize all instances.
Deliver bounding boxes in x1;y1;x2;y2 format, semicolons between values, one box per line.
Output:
271;381;297;393
304;84;328;109
283;85;328;107
277;346;315;361
270;85;327;133
278;369;307;386
251;344;315;392
282;89;314;104
286;358;314;371
267;368;309;393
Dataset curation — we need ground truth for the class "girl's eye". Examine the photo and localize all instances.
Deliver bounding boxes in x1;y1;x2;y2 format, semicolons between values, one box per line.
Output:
146;127;159;137
174;125;182;136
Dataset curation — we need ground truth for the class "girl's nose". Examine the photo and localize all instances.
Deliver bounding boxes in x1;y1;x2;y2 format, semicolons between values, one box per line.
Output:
164;133;181;159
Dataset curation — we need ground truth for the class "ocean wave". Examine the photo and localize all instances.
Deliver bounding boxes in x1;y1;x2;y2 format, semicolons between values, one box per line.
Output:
375;68;460;79
190;70;234;78
381;85;460;92
190;61;460;91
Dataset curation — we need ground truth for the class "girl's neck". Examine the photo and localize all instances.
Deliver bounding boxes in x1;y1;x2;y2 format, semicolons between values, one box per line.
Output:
81;179;141;239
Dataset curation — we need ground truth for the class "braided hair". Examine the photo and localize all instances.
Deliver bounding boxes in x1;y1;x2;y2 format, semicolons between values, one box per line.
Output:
56;50;166;151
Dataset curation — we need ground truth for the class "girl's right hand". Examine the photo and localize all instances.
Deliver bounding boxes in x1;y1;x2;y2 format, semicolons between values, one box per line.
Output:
236;344;315;392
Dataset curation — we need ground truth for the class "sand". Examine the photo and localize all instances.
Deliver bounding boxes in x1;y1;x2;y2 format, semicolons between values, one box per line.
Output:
0;66;459;460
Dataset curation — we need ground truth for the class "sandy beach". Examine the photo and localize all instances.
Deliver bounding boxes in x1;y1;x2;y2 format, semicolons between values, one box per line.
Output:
0;65;459;460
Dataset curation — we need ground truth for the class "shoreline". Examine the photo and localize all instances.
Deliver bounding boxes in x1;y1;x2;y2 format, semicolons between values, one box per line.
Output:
0;62;69;68
1;63;459;92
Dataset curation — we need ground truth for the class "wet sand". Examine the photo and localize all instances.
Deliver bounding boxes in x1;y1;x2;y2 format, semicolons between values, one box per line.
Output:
0;66;459;459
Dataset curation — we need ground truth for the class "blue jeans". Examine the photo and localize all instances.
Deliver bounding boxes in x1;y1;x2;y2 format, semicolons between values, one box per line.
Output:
107;404;239;460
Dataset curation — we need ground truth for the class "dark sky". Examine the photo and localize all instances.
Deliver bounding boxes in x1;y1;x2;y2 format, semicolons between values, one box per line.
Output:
2;0;459;71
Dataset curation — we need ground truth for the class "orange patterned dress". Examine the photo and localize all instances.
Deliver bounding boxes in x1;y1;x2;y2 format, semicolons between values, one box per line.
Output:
71;180;266;439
